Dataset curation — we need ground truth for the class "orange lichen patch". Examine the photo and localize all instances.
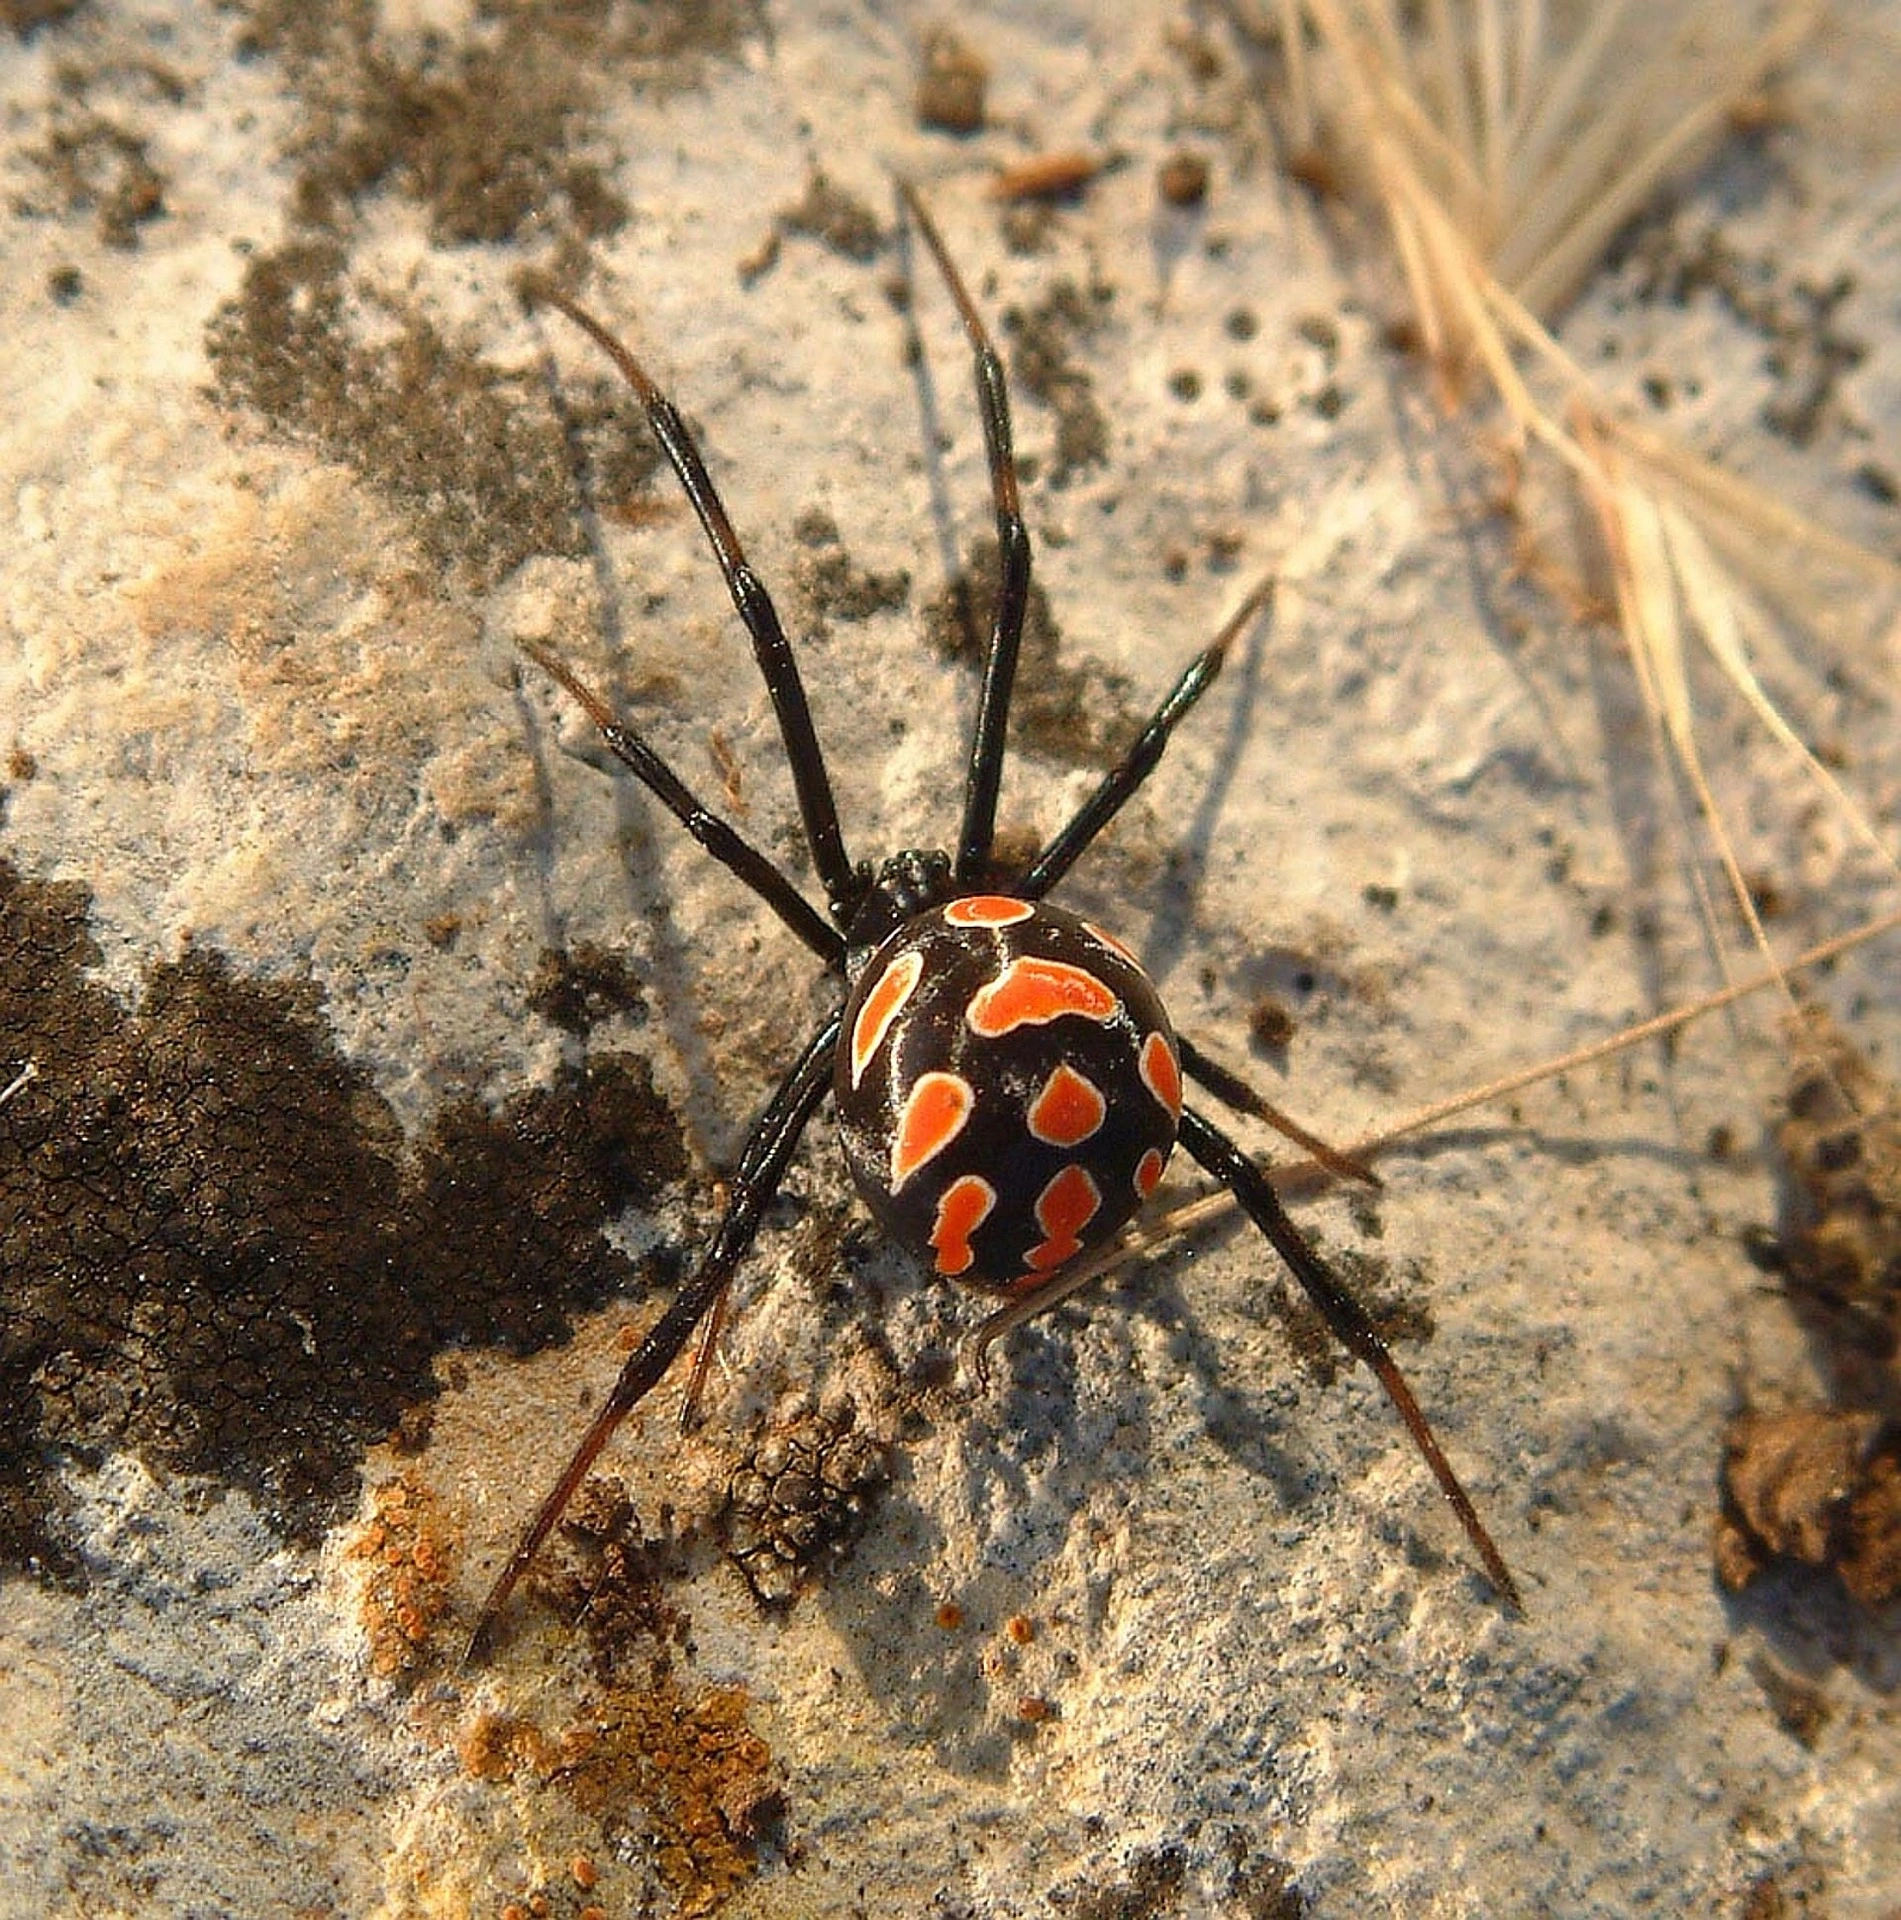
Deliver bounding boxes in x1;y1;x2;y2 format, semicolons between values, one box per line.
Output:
1026;1062;1106;1146
849;949;922;1086
967;958;1118;1037
1140;1030;1182;1117
556;1671;783;1919
457;1710;559;1783
346;1474;460;1679
1026;1164;1101;1271
935;1600;966;1630
944;894;1033;926
1135;1145;1168;1199
891;1071;975;1189
930;1173;996;1276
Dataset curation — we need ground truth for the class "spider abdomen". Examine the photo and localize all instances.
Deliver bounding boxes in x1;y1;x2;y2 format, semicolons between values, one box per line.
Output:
835;895;1181;1293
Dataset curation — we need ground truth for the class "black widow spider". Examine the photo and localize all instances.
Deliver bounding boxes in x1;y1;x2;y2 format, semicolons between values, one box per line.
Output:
464;183;1519;1661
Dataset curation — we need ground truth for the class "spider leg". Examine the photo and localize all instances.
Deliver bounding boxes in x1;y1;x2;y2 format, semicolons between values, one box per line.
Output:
898;183;1033;887
521;639;844;968
1176;1105;1522;1613
1177;1037;1378;1188
463;1009;843;1664
523;281;859;919
961;1229;1146;1386
678;1271;734;1434
1020;572;1275;898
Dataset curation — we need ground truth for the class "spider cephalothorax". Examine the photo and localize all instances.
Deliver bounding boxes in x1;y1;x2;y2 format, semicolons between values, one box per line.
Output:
465;186;1518;1661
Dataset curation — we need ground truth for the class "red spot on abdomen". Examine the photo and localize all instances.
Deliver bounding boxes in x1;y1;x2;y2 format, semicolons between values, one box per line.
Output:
850;950;923;1087
891;1072;975;1190
944;895;1033;927
1140;1030;1182;1117
967;958;1119;1037
1026;1062;1107;1147
1025;1163;1102;1271
931;1174;996;1276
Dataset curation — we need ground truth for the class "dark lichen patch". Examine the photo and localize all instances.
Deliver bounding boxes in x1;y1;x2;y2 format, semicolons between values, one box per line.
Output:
1771;1006;1901;1405
775;168;885;264
205;240;663;587
1258;1248;1436;1392
1224;1843;1310;1920
3;0;85;35
0;856;689;1576
1748;1651;1834;1750
788;507;911;636
20;106;166;248
1003;276;1114;483
1053;1842;1188;1919
914;24;988;135
724;1403;888;1604
1623;223;1867;450
921;534;1140;770
529;1475;693;1681
527;940;650;1036
237;0;763;246
1713;1010;1901;1614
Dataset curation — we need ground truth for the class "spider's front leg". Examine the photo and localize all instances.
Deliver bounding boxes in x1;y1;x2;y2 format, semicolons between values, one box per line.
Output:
462;1010;843;1664
897;181;1031;887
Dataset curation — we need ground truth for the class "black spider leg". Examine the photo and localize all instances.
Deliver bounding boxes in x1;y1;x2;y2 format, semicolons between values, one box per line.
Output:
898;184;1033;887
519;639;844;969
1008;573;1372;1182
524;281;861;921
1176;1037;1376;1188
1018;571;1274;901
465;1010;844;1664
1177;1106;1522;1612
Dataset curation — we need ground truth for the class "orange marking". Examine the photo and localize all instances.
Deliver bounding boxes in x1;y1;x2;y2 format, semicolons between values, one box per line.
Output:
967;958;1118;1037
944;895;1033;927
1135;1146;1168;1198
1140;1031;1182;1117
1026;1063;1106;1147
1025;1163;1102;1271
891;1072;974;1190
850;950;923;1087
930;1174;995;1277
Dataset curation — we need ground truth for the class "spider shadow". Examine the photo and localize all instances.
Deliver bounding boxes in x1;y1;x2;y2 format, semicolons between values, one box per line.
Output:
798;1231;1327;1781
979;1230;1321;1514
518;301;751;1165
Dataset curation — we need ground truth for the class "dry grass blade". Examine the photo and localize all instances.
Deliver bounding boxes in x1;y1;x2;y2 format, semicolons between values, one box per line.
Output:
1235;0;1899;999
1024;902;1901;1314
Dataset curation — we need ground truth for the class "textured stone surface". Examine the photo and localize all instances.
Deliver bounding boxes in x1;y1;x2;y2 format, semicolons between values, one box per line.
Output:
3;2;1899;1915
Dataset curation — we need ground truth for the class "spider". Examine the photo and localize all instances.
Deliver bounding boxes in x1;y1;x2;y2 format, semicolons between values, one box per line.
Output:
464;183;1519;1661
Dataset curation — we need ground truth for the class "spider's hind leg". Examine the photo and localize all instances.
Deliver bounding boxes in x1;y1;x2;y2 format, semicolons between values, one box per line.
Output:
463;1009;843;1664
1177;1104;1523;1613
